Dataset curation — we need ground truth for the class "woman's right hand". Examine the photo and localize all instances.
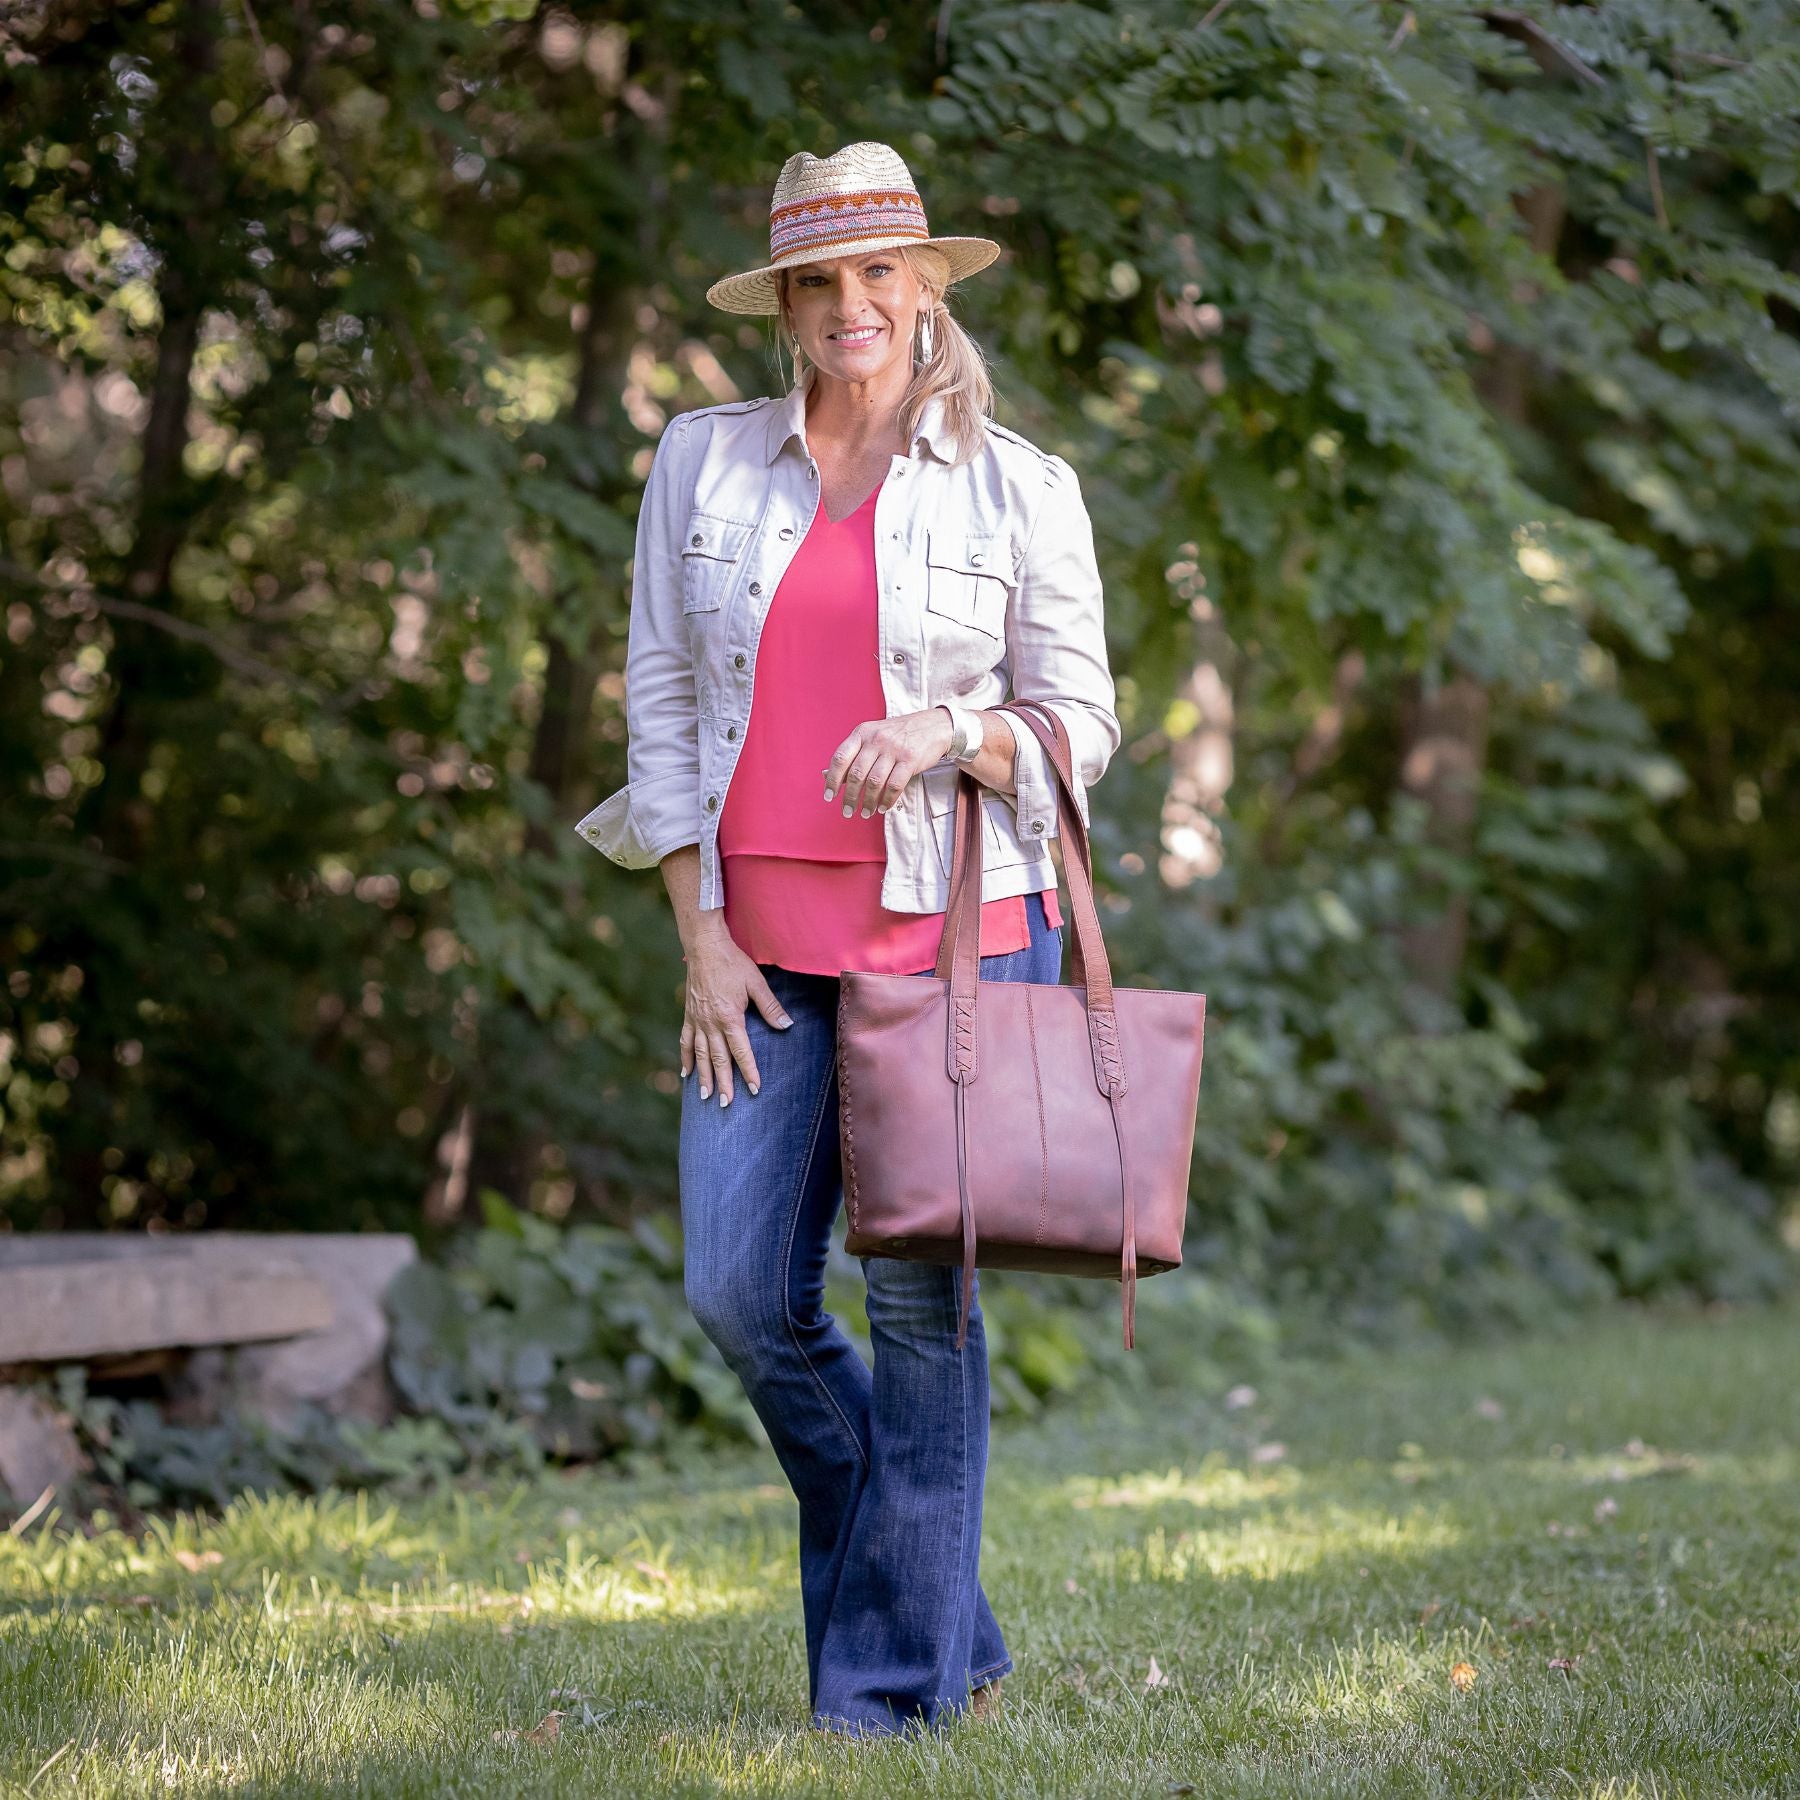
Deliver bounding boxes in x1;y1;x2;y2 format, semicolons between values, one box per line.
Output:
679;922;793;1105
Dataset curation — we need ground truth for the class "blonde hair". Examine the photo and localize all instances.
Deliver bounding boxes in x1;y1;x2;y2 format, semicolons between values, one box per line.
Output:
774;244;994;467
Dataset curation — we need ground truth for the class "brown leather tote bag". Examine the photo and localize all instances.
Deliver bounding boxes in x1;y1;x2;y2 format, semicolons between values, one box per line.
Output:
837;699;1206;1350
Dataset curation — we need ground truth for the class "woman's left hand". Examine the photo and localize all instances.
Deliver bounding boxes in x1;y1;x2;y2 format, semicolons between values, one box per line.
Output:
823;708;957;819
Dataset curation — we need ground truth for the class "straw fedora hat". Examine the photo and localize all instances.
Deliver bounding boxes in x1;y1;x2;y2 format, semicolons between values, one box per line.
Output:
705;140;1003;316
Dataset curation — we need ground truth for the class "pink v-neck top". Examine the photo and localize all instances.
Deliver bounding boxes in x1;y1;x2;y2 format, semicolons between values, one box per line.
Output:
714;472;1061;977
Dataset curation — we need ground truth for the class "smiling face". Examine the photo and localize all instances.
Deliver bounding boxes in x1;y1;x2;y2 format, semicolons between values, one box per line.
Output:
780;248;927;384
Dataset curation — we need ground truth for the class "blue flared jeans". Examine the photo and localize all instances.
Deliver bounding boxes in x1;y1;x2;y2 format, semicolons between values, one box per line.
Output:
677;887;1063;1735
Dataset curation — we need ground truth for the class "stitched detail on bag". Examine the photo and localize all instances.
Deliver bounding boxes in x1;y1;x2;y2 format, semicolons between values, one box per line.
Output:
837;983;860;1229
1025;983;1050;1247
952;995;977;1076
1092;1008;1128;1097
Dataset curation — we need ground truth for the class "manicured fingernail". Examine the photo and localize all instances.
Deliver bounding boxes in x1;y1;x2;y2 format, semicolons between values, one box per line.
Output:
721;1092;731;1107
776;1013;793;1026
700;1084;709;1098
823;789;833;802
748;1081;759;1095
842;804;853;817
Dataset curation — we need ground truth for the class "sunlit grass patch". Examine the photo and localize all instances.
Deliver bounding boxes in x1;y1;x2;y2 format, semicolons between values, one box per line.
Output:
2;1298;1796;1797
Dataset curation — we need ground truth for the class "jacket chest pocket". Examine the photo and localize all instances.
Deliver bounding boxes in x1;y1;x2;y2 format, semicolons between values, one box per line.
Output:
681;511;753;613
924;529;1009;641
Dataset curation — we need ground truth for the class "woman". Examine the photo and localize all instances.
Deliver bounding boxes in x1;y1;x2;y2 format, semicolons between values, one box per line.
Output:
576;141;1121;1736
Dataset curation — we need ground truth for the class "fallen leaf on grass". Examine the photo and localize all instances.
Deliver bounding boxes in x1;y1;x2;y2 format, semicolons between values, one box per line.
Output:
1449;1661;1477;1692
1064;1579;1082;1595
1547;1656;1578;1675
172;1549;223;1573
1223;1384;1257;1411
1145;1656;1172;1690
493;1711;565;1746
1248;1441;1286;1465
1419;1601;1442;1625
632;1559;672;1585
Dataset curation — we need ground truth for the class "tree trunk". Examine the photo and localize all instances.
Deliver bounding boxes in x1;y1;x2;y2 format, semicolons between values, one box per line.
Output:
1396;174;1565;1001
1396;673;1492;997
78;0;223;861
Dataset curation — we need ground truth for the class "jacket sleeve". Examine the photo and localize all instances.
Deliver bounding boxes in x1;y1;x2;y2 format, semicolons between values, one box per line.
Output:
996;452;1122;843
573;413;701;869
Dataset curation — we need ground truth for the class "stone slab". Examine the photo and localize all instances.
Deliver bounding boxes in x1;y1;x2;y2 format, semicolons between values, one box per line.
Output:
218;1235;417;1424
0;1233;419;1423
0;1235;340;1364
0;1388;83;1508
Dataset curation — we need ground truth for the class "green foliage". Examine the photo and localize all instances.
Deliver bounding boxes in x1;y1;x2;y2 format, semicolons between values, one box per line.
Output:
0;0;1794;1359
51;1366;536;1513
386;1193;761;1459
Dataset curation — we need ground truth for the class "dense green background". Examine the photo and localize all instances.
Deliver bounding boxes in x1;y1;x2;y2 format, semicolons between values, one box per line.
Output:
5;1;1798;1367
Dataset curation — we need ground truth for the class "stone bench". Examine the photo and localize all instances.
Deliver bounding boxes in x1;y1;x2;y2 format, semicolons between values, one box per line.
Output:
0;1233;416;1508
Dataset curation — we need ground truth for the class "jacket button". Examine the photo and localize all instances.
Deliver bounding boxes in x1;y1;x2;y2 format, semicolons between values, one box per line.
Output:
891;650;905;663
970;552;984;566
691;533;704;546
1031;819;1045;833
726;726;737;741
706;794;719;811
733;652;747;668
779;526;794;540
749;581;762;596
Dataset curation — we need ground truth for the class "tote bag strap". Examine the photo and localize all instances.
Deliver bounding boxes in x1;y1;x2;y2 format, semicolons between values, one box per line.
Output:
932;701;1127;1100
926;699;1139;1349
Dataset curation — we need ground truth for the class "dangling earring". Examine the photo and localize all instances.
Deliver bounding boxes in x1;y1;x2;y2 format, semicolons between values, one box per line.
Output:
916;307;934;367
789;331;804;389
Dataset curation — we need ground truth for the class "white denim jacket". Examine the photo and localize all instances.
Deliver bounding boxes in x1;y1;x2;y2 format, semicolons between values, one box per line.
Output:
573;373;1121;915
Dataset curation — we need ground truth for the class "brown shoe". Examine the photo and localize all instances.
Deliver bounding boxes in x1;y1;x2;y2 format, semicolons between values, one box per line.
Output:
969;1676;1003;1720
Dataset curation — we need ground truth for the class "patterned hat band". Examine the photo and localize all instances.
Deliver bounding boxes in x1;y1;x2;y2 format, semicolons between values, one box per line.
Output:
705;140;1003;316
769;188;931;262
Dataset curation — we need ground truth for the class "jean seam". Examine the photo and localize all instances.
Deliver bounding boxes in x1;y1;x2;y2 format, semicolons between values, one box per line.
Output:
939;1257;977;1711
781;1030;870;1476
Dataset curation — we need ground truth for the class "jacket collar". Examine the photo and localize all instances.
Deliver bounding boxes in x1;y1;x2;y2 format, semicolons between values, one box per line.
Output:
762;374;954;466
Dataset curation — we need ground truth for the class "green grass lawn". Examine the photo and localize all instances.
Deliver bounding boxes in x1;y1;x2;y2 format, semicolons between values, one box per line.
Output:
3;1297;1796;1798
